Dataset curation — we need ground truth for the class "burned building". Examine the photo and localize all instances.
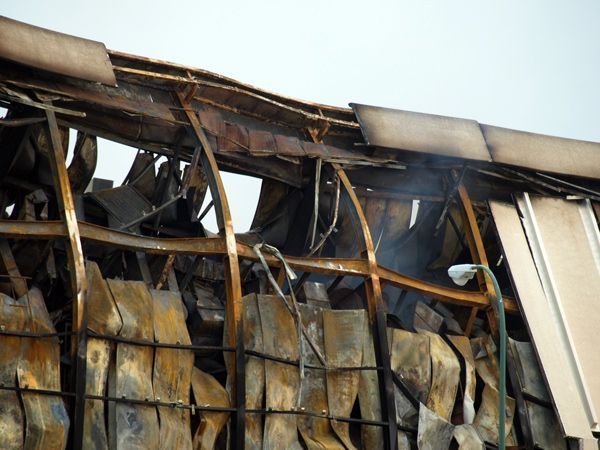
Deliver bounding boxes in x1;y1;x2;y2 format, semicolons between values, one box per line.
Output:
0;15;599;450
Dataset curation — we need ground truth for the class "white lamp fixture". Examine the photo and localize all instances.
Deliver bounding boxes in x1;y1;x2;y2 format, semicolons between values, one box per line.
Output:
447;264;477;286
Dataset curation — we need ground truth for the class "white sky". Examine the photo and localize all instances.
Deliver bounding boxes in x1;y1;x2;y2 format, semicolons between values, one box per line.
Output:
4;0;600;231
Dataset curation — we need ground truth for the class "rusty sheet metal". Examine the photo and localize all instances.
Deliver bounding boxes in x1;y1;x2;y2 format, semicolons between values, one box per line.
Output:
258;294;302;450
388;328;422;428
242;294;264;450
107;279;159;450
84;338;111;450
482;124;600;179
198;109;395;165
358;322;383;449
17;288;70;450
0;16;116;86
351;103;491;162
191;367;231;450
324;309;366;450
83;262;121;450
473;384;515;445
152;289;193;450
471;337;499;390
297;304;343;450
397;432;411;450
416;403;454;450
389;328;431;404
448;335;477;424
452;424;484;450
421;331;459;422
0;292;27;449
86;261;122;335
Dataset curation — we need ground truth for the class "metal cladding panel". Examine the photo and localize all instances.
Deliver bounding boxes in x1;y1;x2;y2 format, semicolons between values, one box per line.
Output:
517;195;600;430
0;16;116;86
482;124;600;179
351;103;492;162
489;199;596;440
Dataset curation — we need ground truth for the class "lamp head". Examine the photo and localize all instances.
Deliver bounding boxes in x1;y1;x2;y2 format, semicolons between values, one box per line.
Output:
448;264;477;286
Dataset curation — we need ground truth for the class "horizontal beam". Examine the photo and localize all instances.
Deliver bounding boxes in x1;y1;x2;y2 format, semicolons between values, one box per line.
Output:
0;220;518;314
0;220;226;256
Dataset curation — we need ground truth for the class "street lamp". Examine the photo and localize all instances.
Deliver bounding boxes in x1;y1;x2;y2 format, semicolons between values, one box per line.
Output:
448;263;507;450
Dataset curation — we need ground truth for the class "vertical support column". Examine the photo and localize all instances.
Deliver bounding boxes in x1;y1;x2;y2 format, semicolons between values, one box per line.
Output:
457;184;498;337
44;107;89;449
177;91;245;449
334;164;397;450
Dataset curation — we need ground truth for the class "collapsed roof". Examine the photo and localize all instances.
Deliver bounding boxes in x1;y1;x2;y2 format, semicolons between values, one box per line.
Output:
0;15;599;450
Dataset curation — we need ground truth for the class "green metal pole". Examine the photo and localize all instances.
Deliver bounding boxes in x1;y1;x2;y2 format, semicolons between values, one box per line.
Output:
474;264;506;450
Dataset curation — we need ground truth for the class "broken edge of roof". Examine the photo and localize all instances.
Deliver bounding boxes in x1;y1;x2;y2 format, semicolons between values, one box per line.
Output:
351;102;600;179
0;15;117;87
107;49;356;118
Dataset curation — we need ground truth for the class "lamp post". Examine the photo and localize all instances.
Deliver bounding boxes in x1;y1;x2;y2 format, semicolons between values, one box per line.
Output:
448;263;507;450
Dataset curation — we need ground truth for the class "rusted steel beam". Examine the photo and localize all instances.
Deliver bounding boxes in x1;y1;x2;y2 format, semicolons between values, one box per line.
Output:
44;107;89;450
176;91;245;450
334;164;398;450
0;220;519;316
378;265;518;314
0;220;227;254
457;184;499;337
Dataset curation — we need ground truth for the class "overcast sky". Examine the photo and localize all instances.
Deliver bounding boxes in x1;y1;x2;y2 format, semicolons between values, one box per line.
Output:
4;1;600;230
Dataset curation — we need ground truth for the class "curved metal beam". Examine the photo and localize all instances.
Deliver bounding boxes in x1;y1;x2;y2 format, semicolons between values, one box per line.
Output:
45;108;89;449
176;90;245;449
0;220;519;314
333;163;398;450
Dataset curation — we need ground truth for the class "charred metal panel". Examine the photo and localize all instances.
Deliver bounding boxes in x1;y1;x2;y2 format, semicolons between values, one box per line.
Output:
324;309;366;449
482;124;600;179
473;384;515;445
83;262;122;450
17;288;70;450
191;367;231;449
358;321;384;449
242;294;265;449
421;331;459;422
152;289;193;449
417;403;454;450
524;401;566;450
0;16;116;85
389;328;431;404
448;335;477;424
509;338;549;403
84;338;111;450
351;103;491;162
0;292;27;449
108;279;159;450
297;304;343;450
452;424;484;449
258;295;302;450
67;132;97;194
